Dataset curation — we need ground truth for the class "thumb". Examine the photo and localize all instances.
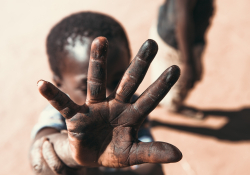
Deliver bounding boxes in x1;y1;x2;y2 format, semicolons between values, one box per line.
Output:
128;141;182;165
37;80;81;119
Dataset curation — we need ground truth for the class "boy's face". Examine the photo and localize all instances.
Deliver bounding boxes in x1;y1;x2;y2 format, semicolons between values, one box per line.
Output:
55;36;130;105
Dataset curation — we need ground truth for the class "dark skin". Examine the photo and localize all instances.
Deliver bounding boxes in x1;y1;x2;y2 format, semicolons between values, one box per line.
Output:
53;36;129;105
30;36;131;174
30;36;130;174
30;37;182;174
31;35;164;175
158;0;214;88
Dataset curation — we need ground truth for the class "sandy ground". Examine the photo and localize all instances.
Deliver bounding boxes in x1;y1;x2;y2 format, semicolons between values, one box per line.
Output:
1;0;250;174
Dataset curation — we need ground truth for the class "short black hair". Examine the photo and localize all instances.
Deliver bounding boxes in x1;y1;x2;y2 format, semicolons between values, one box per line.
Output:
46;11;130;78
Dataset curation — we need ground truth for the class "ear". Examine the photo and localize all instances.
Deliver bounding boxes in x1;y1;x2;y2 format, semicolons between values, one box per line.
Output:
52;75;62;87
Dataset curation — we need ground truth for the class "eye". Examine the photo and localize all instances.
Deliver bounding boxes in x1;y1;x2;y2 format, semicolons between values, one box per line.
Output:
76;83;87;92
79;86;87;92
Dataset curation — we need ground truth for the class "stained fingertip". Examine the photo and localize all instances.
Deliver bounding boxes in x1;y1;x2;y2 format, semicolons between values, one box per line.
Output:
150;142;182;163
91;36;109;60
37;80;59;100
137;39;158;61
165;144;182;163
165;65;180;85
128;142;182;166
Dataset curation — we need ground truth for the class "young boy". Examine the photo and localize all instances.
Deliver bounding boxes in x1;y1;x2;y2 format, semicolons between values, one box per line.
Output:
30;12;182;175
149;0;214;118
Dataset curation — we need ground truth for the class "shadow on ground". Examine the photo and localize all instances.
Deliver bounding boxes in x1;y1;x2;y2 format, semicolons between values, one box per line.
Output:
151;106;250;141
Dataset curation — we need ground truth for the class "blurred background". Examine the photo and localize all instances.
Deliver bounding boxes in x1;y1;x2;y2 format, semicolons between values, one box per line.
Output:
1;0;250;174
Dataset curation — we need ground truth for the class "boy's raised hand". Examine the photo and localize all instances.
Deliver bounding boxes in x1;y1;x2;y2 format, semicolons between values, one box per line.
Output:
37;37;182;168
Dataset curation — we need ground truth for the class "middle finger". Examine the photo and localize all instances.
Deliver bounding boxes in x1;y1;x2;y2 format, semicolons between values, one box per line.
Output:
115;39;158;103
86;37;108;104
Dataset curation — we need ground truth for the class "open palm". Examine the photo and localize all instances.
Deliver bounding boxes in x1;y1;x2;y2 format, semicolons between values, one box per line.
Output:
38;37;182;168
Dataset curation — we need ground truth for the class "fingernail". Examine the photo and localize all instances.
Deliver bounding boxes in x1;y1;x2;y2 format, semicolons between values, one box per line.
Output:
137;39;158;61
165;65;180;84
91;37;108;60
37;79;45;86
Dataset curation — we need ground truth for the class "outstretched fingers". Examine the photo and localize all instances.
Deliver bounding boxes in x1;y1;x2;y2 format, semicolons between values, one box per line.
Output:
37;80;81;119
116;39;158;103
128;141;182;165
86;37;108;104
132;65;180;117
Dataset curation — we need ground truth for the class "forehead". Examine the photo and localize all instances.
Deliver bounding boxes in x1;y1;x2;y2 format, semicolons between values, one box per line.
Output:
61;35;130;77
64;36;92;63
62;36;91;76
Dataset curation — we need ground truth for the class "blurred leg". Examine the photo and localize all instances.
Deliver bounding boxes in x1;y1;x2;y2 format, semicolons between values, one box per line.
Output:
149;21;184;112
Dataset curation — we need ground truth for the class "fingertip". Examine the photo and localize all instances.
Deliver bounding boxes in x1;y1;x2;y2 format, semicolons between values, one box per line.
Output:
160;143;182;163
146;39;158;52
94;36;108;43
165;65;180;85
92;36;108;47
146;39;158;47
37;80;59;100
37;80;48;94
169;65;180;73
37;79;45;87
137;39;158;62
91;36;109;59
168;146;182;163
